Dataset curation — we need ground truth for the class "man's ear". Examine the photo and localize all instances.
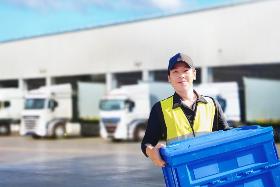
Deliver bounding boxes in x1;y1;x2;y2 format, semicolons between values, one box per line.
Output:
193;69;197;80
168;75;171;82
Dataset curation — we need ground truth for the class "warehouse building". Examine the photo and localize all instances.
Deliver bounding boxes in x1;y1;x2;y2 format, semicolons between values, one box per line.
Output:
0;0;279;92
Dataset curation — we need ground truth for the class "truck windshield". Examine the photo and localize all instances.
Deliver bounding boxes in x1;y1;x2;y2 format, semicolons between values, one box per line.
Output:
25;99;46;110
100;99;125;111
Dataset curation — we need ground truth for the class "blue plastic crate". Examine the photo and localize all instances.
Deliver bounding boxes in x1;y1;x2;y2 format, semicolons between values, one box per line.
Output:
160;126;280;187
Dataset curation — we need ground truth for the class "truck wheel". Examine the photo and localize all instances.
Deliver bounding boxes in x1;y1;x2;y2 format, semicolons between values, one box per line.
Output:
133;125;146;142
32;134;41;139
0;124;10;135
53;124;66;139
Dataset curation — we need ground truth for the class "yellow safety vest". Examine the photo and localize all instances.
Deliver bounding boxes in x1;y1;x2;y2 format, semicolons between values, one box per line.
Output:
160;96;216;143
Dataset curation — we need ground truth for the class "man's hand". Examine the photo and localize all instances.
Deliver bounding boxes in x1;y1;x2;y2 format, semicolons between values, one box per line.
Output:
146;143;166;167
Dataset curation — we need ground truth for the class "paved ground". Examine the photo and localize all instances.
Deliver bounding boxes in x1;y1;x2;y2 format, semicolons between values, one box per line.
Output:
0;136;279;187
0;136;165;187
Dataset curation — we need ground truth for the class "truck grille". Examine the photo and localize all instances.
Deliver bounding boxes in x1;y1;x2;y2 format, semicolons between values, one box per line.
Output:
105;125;117;133
102;118;120;134
22;116;39;130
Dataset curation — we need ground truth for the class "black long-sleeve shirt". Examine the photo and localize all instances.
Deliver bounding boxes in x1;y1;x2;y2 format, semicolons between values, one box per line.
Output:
141;92;230;157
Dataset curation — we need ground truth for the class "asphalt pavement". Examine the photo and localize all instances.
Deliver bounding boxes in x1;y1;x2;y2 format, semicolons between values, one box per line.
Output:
0;136;164;187
0;136;279;187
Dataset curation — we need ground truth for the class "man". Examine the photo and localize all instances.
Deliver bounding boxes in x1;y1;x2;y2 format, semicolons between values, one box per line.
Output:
141;53;230;167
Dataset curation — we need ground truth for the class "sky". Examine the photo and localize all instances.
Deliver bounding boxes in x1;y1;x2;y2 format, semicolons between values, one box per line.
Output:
0;0;256;42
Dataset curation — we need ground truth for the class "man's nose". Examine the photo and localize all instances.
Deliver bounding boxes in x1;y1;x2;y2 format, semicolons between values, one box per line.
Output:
179;73;185;78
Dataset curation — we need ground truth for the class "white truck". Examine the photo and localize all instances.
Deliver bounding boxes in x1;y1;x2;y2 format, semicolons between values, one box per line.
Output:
243;77;280;140
99;82;174;141
20;82;106;138
0;88;24;135
195;78;280;141
194;82;241;124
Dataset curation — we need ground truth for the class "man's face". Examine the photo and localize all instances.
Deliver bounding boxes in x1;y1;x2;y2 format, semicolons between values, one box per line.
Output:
168;62;196;92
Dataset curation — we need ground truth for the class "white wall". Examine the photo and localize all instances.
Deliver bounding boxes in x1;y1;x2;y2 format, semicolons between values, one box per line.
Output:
0;0;279;80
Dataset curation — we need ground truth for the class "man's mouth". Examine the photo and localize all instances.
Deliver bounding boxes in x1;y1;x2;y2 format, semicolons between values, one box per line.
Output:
178;79;187;83
178;81;188;84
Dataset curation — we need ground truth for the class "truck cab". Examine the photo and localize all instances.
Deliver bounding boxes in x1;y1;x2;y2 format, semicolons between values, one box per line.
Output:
20;84;75;138
0;89;24;135
99;82;174;141
99;95;142;141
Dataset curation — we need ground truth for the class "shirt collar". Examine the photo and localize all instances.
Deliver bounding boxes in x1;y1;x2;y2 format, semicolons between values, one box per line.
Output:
172;90;208;109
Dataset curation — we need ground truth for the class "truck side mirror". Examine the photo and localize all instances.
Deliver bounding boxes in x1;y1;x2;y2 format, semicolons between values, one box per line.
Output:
54;100;58;108
49;100;58;111
4;101;10;108
125;99;135;112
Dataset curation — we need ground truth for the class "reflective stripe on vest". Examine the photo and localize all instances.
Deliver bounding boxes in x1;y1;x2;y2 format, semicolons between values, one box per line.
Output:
160;96;216;143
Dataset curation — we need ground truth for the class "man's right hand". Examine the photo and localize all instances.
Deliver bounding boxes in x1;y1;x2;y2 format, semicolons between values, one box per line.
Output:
146;143;166;167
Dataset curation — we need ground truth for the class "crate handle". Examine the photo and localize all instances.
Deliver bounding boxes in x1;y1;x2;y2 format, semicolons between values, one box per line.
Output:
235;163;277;180
245;170;253;175
204;162;280;186
210;177;228;185
264;162;280;169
